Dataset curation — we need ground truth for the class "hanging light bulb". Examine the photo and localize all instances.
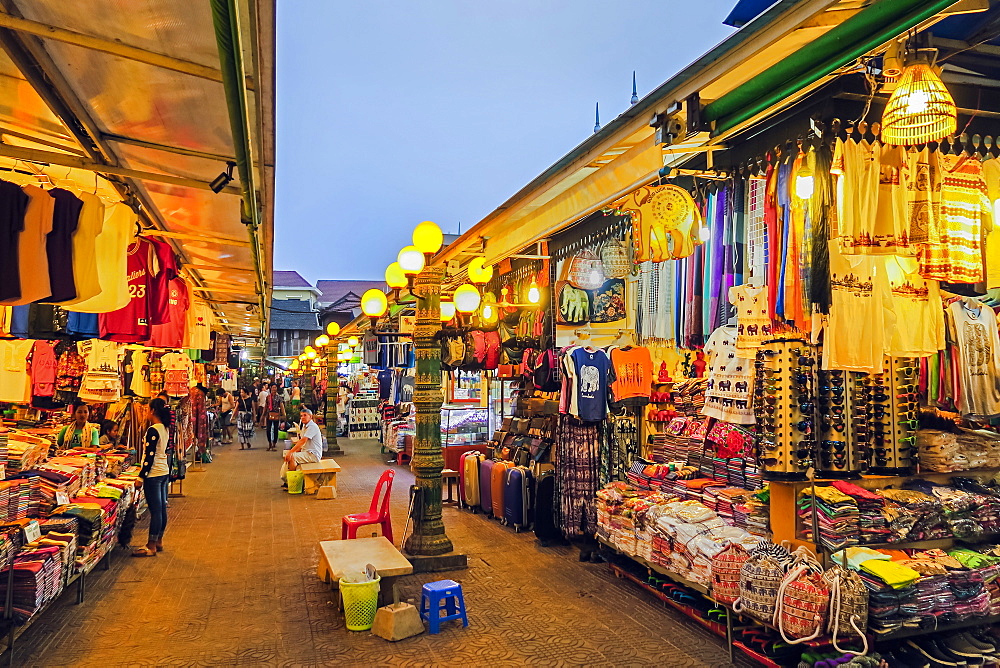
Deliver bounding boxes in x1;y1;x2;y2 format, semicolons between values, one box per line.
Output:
440;300;456;322
526;278;541;304
306;350;317;360
467;257;494;285
699;224;711;242
795;169;814;200
315;334;330;348
481;303;493;321
453;283;482;313
412;221;444;256
326;321;340;337
297;354;307;362
882;50;956;146
347;336;359;348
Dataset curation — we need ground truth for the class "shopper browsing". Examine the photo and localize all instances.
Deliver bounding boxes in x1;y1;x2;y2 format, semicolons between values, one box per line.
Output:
57;401;100;450
218;388;235;444
133;398;171;557
257;383;270;427
280;407;322;488
236;387;256;450
265;382;283;451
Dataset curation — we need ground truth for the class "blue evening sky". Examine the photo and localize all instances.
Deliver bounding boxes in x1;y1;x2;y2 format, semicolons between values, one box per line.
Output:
274;1;736;283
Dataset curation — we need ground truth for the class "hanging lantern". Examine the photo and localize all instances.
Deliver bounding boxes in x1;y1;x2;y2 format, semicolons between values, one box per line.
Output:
526;278;541;304
326;321;340;337
453;283;481;313
412;221;444;256
347;336;359;348
440;300;456;322
467;257;494;285
882;51;956;146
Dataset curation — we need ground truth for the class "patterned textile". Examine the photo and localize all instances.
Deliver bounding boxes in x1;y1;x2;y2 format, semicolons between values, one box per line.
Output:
237;410;255;441
555;415;601;539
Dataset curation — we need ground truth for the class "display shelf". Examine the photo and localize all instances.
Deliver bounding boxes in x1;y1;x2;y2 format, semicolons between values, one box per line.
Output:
608;562;724;636
870;614;1000;643
597;536;709;594
731;641;782;668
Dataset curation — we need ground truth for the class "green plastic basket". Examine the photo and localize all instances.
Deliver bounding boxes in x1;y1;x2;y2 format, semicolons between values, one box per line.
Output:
340;575;381;631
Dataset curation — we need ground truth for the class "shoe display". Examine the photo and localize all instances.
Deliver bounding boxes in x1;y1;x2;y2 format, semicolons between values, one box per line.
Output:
907;639;964;667
935;638;984;665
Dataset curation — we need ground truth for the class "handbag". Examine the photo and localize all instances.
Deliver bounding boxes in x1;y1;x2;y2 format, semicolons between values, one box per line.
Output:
822;565;869;654
710;543;751;605
566;249;605;289
600;237;632;278
773;551;830;643
733;541;793;624
707;421;755;459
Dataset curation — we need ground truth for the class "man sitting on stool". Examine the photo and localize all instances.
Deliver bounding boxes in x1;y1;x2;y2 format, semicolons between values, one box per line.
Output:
280;407;323;488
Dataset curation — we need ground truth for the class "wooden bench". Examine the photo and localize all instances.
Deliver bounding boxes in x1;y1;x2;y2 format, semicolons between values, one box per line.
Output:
299;459;341;496
317;536;414;606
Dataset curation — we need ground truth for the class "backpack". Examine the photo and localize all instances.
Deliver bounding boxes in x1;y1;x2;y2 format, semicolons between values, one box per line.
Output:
532;349;561;392
463;331;485;370
483;331;501;370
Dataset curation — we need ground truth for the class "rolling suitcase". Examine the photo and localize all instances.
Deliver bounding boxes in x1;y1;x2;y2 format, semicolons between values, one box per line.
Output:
479;458;495;515
491;460;514;521
503;465;534;532
533;471;559;544
460;451;483;510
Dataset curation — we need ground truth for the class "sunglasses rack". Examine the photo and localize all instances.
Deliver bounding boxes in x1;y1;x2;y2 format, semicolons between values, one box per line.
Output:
754;339;813;481
815;368;864;479
863;356;919;475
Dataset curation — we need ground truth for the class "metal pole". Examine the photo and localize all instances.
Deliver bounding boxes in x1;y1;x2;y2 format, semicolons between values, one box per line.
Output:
325;356;342;455
403;265;453;556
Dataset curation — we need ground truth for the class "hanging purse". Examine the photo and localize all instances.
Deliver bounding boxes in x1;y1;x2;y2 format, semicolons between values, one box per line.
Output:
710;543;751;605
773;549;830;643
600;237;632;278
822;565;870;655
566;249;605;289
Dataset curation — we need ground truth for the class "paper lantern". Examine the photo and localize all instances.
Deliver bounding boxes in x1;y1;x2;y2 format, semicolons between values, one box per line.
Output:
882;58;956;146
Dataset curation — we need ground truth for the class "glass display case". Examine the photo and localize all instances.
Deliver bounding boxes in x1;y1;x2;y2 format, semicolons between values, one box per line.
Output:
440;405;490;447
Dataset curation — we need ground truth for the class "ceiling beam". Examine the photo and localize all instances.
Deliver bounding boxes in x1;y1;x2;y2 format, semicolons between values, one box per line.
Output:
0;11;256;90
142;229;250;247
0;142;242;194
102;132;236;162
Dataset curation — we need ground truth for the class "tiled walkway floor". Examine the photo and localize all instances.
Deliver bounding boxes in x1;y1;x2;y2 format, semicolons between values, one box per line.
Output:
16;432;745;667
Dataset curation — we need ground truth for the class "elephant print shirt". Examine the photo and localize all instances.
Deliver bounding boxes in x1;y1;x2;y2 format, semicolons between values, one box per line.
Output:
948;299;1000;420
729;284;772;358
702;325;756;424
568;347;614;422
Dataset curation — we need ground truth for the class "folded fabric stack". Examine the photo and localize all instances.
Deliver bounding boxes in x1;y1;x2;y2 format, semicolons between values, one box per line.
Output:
670;378;708;417
5;439;48;474
742;489;770;537
0;430;7;472
917;428;1000;472
10;469;77;517
711;487;752;524
46;456;97;489
657;465;701;497
907;480;991;542
0;545;63;623
877;488;950;543
798;485;859;551
829;481;893;545
651;417;689;463
40;516;78;536
4;480;31;521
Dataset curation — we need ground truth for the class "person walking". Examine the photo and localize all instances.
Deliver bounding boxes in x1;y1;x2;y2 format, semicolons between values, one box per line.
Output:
236;387;256;450
132;397;172;557
256;382;270;428
264;382;283;451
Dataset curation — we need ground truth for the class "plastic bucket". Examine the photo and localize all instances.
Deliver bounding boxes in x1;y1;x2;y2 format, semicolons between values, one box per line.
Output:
340;575;381;631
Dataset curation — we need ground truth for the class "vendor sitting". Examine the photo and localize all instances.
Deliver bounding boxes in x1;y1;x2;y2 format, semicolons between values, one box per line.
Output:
99;420;120;449
280;407;323;488
57;401;100;451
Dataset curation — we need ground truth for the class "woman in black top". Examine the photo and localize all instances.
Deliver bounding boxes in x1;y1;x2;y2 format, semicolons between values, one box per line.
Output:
133;398;171;557
236;387;256;449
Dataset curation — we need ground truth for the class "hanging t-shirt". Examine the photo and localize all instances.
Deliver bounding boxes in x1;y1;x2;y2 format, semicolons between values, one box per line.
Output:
67;311;100;338
45;188;84;302
918;154;991;284
729;284;772;358
27;340;58;398
70;202;134;313
981;158;1000;290
608;346;652;405
77;339;124;404
569;347;613;422
822;241;893;374
183;299;213;350
147;237;179;326
63;192;104;304
1;185;51;305
702;325;756;424
160;351;193;397
129;349;152;398
0;180;29;302
147;277;190;348
903;146;943;246
0;339;34;403
831;138;880;250
948;298;1000;420
882;256;945;357
99;238;154;343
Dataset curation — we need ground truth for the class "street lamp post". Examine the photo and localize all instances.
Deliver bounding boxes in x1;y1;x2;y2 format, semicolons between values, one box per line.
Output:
316;329;342;456
404;265;456;558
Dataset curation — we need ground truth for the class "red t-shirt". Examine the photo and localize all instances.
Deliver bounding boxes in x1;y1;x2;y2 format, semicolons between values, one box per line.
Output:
147;277;190;348
99;238;154;342
148;237;179;326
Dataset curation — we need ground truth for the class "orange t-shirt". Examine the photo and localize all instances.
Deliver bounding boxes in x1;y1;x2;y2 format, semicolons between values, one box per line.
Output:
609;346;653;401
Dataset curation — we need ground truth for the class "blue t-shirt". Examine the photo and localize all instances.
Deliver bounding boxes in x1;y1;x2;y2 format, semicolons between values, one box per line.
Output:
571;347;612;422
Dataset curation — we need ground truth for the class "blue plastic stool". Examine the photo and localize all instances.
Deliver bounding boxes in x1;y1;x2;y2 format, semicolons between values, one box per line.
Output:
419;579;469;634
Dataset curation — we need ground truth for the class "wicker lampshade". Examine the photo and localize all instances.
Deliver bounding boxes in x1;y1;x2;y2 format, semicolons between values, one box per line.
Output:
882;60;956;146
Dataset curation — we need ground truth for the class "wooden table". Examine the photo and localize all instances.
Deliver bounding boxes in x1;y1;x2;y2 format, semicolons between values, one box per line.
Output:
298;459;341;495
317;537;413;606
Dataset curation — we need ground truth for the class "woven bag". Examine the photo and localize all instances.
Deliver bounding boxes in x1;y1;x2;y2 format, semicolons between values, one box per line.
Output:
734;554;786;623
566;249;605;290
600;238;631;278
823;565;869;655
710;543;749;605
774;561;830;643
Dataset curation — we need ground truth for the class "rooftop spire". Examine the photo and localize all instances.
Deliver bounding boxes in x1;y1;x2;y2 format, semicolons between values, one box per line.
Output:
631;71;638;105
594;102;601;133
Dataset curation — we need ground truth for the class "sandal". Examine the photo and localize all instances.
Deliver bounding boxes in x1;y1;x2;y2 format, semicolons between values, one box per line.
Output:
132;547;157;557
